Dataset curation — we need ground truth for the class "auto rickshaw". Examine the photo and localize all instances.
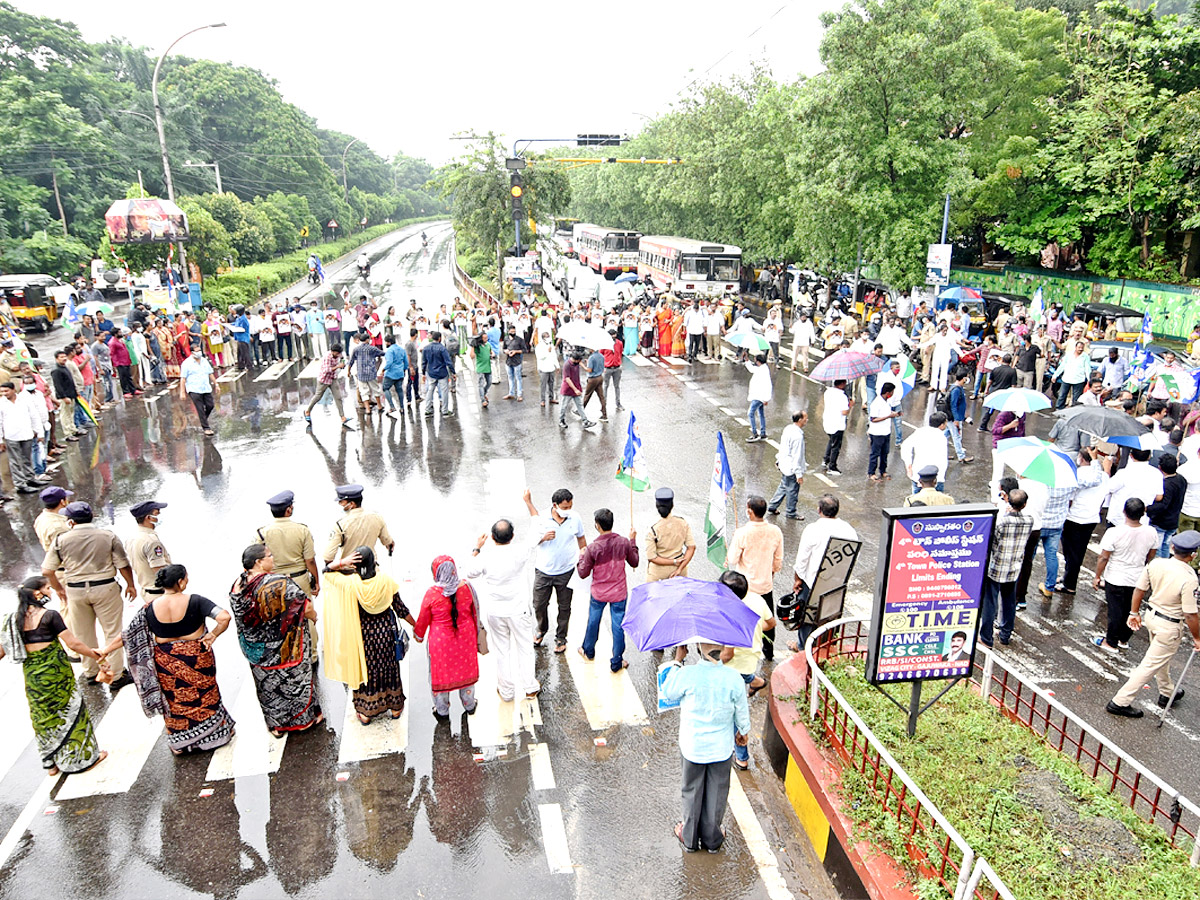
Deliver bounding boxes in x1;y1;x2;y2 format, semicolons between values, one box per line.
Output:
0;283;56;332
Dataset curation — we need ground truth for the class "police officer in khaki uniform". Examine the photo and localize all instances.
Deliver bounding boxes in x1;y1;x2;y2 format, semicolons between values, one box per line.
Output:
257;490;320;598
126;500;171;600
645;488;696;582
34;486;74;550
903;466;956;507
323;483;394;564
1107;529;1200;718
41;501;137;687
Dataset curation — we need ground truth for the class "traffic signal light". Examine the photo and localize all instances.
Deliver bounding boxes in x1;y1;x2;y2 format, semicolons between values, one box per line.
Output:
510;172;524;218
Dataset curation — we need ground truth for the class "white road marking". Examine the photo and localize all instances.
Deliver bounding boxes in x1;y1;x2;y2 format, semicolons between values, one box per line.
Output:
528;743;556;790
0;778;53;873
336;654;410;765
728;775;794;899
706;396;722;407
253;360;297;382
1061;644;1118;682
1021;617;1053;636
735;417;750;427
486;458;528;522
665;356;688;367
720;407;737;416
564;612;649;730
764;439;780;450
813;473;837;487
698;358;720;366
538;803;574;874
216;370;245;384
55;687;163;800
298;359;321;379
628;354;652;367
685;382;700;391
204;681;287;781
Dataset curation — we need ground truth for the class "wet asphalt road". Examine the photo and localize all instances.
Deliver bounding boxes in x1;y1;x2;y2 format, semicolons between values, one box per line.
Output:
1;234;1197;897
0;226;841;900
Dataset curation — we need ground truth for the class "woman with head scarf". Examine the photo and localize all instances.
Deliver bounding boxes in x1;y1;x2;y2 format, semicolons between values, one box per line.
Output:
230;544;323;737
414;555;480;719
100;564;236;755
322;546;416;724
0;576;107;774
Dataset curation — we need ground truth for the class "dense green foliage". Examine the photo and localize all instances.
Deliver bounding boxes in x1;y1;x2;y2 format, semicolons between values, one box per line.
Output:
435;133;571;286
0;2;444;278
818;660;1200;900
563;0;1200;288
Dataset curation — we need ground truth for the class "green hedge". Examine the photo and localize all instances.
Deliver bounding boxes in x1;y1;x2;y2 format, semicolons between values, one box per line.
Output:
202;216;442;311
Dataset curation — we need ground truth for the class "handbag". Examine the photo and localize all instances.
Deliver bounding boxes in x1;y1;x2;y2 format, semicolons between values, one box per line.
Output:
467;583;489;655
394;620;410;661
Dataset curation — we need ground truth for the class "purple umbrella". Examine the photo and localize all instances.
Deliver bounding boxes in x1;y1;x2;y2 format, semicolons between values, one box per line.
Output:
622;577;761;651
810;349;887;383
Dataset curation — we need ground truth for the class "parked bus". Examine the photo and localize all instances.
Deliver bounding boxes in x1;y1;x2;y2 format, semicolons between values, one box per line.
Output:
574;224;641;279
637;236;741;298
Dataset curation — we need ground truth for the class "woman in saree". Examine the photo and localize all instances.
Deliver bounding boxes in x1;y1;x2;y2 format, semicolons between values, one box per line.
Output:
230;544;323;737
670;305;687;357
322;547;416;724
415;556;480;720
0;576;107;775
655;303;673;357
173;317;192;368
101;564;236;755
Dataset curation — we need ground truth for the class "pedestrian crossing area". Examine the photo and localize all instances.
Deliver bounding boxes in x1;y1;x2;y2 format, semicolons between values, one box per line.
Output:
253;360;298;382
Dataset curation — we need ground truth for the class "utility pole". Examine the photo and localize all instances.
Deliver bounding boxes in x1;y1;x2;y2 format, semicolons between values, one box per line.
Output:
183;160;223;193
940;193;951;244
152;22;226;281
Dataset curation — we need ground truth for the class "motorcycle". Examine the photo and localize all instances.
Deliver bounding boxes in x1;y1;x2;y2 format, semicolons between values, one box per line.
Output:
307;266;320;285
357;262;371;280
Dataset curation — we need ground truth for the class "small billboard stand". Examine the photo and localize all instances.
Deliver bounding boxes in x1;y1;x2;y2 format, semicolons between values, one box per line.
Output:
864;504;998;736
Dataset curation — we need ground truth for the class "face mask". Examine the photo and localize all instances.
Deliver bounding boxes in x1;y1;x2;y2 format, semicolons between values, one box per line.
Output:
24;383;36;392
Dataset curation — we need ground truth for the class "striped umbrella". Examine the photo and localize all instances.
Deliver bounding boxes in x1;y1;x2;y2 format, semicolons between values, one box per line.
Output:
725;331;771;353
891;357;917;397
811;349;887;382
982;388;1052;415
996;437;1078;487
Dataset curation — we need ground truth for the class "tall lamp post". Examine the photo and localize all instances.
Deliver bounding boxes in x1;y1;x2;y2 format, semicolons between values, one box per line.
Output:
152;22;227;284
342;138;360;203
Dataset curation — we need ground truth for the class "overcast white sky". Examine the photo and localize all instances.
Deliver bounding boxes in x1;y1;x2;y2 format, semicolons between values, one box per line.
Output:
23;0;839;164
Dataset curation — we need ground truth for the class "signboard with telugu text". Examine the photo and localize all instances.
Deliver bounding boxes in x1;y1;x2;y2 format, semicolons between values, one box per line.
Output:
865;505;997;684
925;243;952;287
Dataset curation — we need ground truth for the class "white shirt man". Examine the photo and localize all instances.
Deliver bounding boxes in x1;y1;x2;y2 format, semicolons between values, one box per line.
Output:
763;311;783;345
465;526;539;701
878;322;911;357
822;385;849;437
868;394;894;437
705;307;723;335
1103;454;1164;526
747;360;773;404
792;496;859;606
684;306;706;336
901;416;949;487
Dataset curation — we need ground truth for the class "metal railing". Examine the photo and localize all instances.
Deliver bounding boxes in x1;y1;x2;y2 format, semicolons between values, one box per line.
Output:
802;617;1200;900
977;645;1200;866
449;241;496;308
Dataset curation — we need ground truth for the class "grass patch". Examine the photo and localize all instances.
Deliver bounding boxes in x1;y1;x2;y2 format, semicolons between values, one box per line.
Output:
809;660;1200;900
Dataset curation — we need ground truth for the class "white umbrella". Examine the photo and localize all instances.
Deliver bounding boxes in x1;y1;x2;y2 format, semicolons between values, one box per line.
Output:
557;320;613;350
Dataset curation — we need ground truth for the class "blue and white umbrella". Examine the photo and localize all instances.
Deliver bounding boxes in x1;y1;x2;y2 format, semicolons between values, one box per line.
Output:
614;272;638;284
982;388;1052;415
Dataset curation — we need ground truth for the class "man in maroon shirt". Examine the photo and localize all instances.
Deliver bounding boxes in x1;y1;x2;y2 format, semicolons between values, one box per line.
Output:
577;507;640;671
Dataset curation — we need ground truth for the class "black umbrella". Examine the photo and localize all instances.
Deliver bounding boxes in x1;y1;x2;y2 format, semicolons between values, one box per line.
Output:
1054;405;1149;438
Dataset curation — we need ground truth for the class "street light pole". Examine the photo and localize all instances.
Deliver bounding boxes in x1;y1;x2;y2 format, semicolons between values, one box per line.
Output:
342;138;360;203
183;160;223;193
152;22;226;283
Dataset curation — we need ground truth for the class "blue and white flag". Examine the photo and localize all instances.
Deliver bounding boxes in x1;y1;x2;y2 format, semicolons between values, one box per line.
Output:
615;412;650;491
1137;312;1153;350
1030;286;1044;321
704;432;735;567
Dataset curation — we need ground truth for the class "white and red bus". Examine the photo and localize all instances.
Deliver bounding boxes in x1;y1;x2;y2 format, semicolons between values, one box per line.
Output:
637;236;741;298
574;224;641;279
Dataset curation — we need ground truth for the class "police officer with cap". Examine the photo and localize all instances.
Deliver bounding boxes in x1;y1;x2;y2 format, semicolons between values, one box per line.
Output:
323;483;394;564
904;466;956;507
126;500;171;600
257;490;320;598
34;486;74;550
645;487;696;582
41;501;136;688
1107;529;1200;718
